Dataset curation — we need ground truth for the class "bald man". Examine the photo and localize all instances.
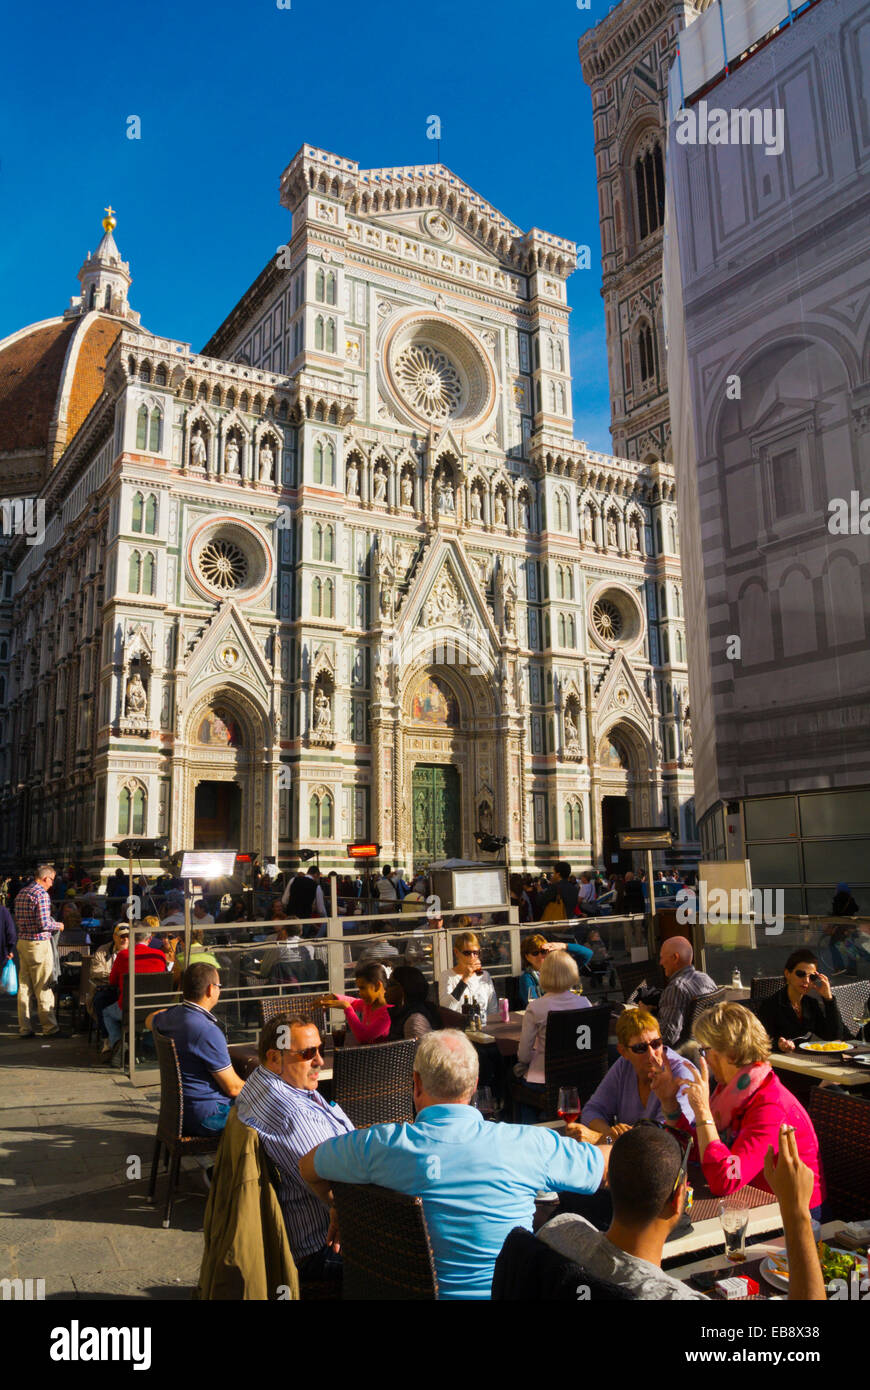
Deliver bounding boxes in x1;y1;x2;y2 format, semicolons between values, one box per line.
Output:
657;937;717;1047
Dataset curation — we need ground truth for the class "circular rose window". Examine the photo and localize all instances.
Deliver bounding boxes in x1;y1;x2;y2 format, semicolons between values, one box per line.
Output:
198;538;248;592
188;518;272;602
592;598;623;642
380;311;496;431
588;585;644;652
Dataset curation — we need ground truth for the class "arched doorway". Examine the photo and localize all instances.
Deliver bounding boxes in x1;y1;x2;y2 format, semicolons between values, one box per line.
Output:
174;689;269;855
595;723;650;870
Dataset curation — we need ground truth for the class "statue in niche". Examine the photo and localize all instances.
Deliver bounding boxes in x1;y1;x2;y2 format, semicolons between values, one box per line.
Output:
380;585;393;621
494;492;506;526
436;478;455;515
630;521;641;552
682;708;693;764
125;671;147;716
584;507;595;541
313;688;332;734
607;514;618;548
519;497;530;530
470;489;482;522
259;440;274;483
564;706;581;752
225;438;240;474
478;800;493;835
346;460;359;497
373;468;387;503
190;429;207;468
400;473;413;507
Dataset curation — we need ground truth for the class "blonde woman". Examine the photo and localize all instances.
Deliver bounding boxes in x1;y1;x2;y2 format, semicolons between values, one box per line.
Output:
439;925;497;1018
651;1002;823;1212
515;951;589;1114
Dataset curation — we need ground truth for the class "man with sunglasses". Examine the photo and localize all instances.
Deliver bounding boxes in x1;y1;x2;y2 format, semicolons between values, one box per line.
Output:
236;1013;353;1282
539;1121;706;1300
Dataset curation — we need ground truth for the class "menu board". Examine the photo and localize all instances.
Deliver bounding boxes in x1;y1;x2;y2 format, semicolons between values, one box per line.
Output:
452;869;508;909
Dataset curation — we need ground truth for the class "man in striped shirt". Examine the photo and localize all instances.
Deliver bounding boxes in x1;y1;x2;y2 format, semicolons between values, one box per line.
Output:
236;1013;353;1282
13;864;64;1037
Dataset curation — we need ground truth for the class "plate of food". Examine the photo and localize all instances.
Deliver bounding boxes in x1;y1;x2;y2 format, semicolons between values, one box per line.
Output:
851;1053;870;1067
798;1040;855;1054
759;1245;867;1292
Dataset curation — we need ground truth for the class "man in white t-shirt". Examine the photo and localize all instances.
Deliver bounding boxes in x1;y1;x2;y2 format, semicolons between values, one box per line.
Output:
538;1122;705;1300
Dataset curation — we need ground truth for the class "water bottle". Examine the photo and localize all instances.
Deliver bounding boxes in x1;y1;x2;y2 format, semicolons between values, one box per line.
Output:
732;968;742;989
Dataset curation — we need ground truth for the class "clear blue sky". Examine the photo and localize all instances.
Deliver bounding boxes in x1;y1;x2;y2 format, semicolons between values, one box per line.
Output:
1;0;613;450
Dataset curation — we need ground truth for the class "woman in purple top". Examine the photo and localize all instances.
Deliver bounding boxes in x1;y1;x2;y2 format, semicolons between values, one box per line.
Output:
582;1008;695;1138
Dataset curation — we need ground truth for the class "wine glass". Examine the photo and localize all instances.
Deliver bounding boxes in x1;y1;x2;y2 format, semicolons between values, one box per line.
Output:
473;1086;495;1120
557;1085;580;1125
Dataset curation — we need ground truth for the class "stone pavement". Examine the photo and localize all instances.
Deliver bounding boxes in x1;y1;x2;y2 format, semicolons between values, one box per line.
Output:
0;994;205;1300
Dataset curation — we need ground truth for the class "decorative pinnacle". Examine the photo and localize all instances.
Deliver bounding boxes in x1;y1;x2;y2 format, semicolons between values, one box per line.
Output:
102;205;117;233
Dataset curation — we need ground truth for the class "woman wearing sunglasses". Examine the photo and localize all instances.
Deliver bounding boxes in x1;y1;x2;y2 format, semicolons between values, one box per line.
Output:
438;926;497;1019
755;949;840;1053
518;934;595;1007
581;1008;695;1140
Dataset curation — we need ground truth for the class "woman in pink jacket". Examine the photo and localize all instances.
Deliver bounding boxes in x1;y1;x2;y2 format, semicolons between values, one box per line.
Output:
652;1001;824;1213
321;960;392;1045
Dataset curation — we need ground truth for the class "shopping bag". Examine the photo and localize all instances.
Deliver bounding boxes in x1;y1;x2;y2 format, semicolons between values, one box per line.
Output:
1;958;18;996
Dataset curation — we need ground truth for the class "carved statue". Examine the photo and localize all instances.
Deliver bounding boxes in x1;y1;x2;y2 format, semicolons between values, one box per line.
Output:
346;461;359;497
607;515;618;547
470;489;482;522
380;586;393;621
373;468;387;503
584;506;595;541
313;688;332;733
259;441;274;483
494;492;506;526
436;479;455;515
125;672;147;715
225;438;240;474
682;708;693;763
564;707;580;751
400;473;413;507
630;522;641;552
519;498;530;530
190;429;207;468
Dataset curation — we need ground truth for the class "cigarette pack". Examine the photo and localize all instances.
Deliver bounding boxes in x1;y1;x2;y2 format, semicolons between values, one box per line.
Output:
714;1275;760;1300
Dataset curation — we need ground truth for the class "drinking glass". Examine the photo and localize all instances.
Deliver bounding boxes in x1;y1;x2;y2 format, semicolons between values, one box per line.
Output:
332;1025;347;1051
719;1198;750;1262
473;1086;495;1120
557;1086;580;1125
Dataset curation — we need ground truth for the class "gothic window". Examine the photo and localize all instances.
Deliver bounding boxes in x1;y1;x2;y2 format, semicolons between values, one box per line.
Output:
128;550;141;593
533;338;540;368
662;628;670;662
131;492;144;532
314;523;323;560
136;407;148;450
535;380;542;411
326;271;337;305
567;615;576;646
309;789;334;838
549;381;557;411
323;578;334;618
118;783;146;836
656;518;663;553
88;285;97;310
676;629;684;661
142;553;155;596
314;440;323;484
324;440;335;485
325;318;336;353
148;407;162;451
634;139;665;241
558;614;566;646
564;797;583;840
659;584;667;617
323;525;334;563
315;267;325;301
315;315;324;350
155;366;167;386
144;494;158;535
637;321;657;386
312;576;322;616
669;516;677;552
566;567;574;599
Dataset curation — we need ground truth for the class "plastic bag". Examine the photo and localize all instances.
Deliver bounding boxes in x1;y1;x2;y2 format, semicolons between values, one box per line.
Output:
1;958;18;996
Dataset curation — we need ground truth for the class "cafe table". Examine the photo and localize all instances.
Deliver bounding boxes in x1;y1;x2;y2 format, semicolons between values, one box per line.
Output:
667;1220;851;1298
771;1046;870;1088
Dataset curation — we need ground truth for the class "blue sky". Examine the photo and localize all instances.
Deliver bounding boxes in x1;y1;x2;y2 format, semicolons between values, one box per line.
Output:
1;0;613;450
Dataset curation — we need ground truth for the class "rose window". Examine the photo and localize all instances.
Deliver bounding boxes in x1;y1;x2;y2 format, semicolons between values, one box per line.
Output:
394;344;462;422
198;538;248;592
592;598;623;643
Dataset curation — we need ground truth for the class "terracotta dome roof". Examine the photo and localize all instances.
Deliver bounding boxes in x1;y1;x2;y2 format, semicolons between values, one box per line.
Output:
0;314;126;471
0;319;77;452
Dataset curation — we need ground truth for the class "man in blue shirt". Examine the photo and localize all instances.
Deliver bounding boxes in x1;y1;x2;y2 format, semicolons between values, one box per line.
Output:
147;962;244;1135
236;1013;354;1281
300;1030;611;1300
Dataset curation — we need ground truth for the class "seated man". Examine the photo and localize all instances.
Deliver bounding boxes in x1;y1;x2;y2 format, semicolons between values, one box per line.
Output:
258;922;312;983
147;963;244;1134
656;936;717;1046
299;1030;610;1300
236;1014;353;1280
538;1122;705;1299
102;927;169;1058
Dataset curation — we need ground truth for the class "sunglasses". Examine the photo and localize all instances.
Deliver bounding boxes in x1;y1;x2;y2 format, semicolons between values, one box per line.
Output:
792;969;819;981
289;1046;323;1062
628;1038;663;1054
460;949;481;957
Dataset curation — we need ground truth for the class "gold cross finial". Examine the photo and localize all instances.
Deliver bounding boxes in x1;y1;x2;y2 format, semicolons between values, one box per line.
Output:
102;205;117;233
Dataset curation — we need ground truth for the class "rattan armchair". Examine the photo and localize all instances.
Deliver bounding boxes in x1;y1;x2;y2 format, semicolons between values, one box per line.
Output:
332;1037;418;1128
808;1087;870;1219
148;1031;222;1228
511;1002;611;1119
330;1180;438;1299
680;986;729;1046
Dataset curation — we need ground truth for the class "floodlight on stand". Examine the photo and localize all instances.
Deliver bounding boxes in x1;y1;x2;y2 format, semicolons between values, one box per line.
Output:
179;850;238;880
475;832;508;854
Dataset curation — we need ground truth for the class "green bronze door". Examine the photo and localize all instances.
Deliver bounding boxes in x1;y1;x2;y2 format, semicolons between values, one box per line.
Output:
412;764;461;863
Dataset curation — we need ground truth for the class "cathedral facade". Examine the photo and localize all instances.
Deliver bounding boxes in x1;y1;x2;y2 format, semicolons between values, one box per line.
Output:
0;146;696;880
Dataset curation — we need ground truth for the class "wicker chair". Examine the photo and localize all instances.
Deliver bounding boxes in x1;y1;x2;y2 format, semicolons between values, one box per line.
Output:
120;974;178;1071
148;1031;222;1228
330;1180;438;1299
750;975;784;1003
680;987;729;1046
512;1002;612;1119
808;1087;870;1219
332;1038;418;1128
615;960;655;1005
258;991;330;1035
830;980;870;1040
